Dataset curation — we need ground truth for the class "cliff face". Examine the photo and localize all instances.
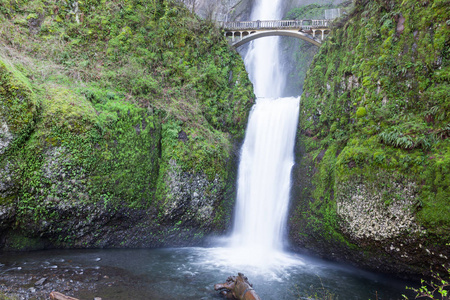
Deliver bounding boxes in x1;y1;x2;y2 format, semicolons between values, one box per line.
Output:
289;0;449;276
195;0;253;21
280;2;350;96
0;0;254;250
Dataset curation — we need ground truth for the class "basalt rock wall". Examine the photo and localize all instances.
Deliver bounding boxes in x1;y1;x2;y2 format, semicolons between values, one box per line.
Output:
289;0;449;277
0;0;254;250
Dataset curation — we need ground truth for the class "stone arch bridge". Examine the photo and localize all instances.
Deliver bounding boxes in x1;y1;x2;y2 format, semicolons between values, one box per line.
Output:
219;19;331;48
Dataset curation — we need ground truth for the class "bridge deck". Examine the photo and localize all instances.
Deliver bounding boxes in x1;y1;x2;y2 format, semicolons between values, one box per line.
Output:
220;19;332;48
219;19;330;31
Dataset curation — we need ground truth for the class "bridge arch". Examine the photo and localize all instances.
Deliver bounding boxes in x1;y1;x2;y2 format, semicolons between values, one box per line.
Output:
231;30;321;48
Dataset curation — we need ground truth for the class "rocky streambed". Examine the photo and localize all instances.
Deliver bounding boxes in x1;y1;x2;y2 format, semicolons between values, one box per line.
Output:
0;255;142;300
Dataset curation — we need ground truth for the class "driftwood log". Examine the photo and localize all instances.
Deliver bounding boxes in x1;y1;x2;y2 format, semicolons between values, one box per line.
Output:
214;273;261;300
49;291;80;300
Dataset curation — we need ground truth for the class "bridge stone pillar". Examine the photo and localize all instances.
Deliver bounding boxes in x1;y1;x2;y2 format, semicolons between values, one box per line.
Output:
321;30;324;40
312;29;316;38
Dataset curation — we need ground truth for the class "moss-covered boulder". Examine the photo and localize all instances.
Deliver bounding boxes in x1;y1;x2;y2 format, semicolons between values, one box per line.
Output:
290;0;449;276
0;59;38;154
0;58;38;218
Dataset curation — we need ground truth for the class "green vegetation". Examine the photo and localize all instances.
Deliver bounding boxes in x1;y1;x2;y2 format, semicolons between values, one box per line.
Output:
403;265;450;300
0;0;253;247
290;0;450;274
283;2;353;93
0;59;38;148
286;3;338;20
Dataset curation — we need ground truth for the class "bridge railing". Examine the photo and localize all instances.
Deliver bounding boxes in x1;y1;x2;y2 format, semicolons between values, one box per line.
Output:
219;19;330;30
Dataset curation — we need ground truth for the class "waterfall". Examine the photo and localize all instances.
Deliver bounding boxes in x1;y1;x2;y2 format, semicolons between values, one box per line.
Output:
244;0;285;97
231;97;299;252
230;0;300;260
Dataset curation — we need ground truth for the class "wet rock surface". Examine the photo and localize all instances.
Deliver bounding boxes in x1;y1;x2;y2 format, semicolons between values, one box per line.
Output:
0;258;145;300
289;147;449;278
336;179;423;241
0;119;14;155
0;201;214;251
162;159;223;229
0;146;228;250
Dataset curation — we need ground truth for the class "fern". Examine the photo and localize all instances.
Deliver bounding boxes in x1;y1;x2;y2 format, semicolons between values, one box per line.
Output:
379;127;435;150
395;136;414;149
435;123;450;140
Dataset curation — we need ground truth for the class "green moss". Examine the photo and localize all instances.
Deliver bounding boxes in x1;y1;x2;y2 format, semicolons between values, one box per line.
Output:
295;0;450;260
5;231;46;250
88;97;162;208
0;58;38;143
282;2;352;93
0;0;254;241
417;147;450;234
39;85;97;136
356;106;367;118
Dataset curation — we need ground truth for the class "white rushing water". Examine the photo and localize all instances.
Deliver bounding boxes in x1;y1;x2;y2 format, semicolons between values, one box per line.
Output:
231;98;299;252
229;0;300;265
244;0;285;97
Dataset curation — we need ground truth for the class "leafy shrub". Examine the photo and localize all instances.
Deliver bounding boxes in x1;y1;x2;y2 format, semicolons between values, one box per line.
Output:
403;265;450;300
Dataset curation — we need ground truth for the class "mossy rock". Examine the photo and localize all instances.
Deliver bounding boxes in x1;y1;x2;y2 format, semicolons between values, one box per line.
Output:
291;0;450;276
355;106;367;118
39;85;97;136
0;58;38;152
0;0;253;250
4;231;47;251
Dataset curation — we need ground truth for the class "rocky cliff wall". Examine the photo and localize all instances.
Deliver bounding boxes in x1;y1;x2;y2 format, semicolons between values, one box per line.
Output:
194;0;346;22
289;0;449;277
0;0;254;250
195;0;253;21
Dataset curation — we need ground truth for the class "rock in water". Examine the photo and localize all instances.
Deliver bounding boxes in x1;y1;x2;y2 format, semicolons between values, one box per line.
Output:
214;273;261;300
35;277;47;286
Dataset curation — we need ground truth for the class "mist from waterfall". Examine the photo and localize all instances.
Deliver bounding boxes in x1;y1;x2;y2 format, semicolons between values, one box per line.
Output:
230;0;300;263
